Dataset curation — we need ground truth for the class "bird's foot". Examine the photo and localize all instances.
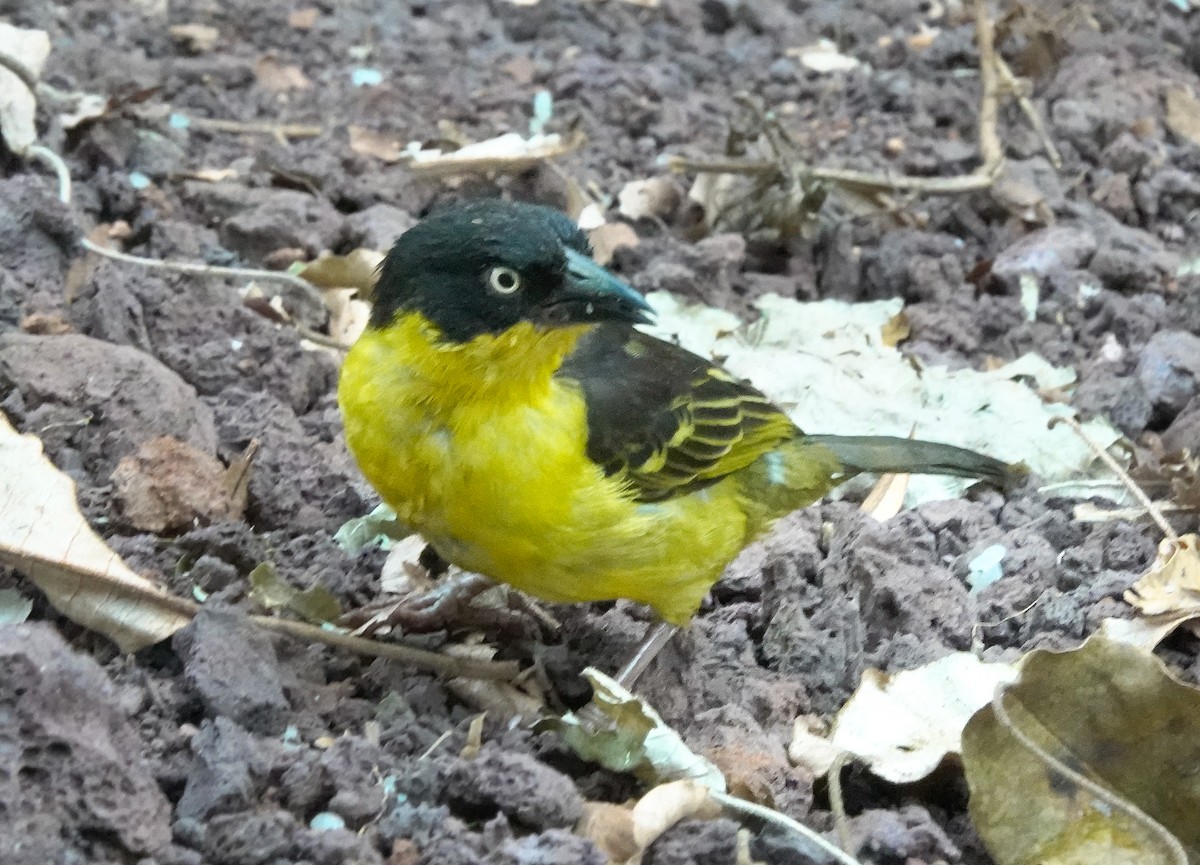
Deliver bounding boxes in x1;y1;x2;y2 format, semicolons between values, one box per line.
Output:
340;570;541;639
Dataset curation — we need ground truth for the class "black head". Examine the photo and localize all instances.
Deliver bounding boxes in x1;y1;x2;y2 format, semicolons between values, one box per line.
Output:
369;199;654;341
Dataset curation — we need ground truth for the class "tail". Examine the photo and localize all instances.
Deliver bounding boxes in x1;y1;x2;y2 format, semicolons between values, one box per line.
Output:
803;435;1023;489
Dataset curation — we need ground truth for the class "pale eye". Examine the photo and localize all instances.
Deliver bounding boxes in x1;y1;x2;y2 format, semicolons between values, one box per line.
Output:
487;266;522;295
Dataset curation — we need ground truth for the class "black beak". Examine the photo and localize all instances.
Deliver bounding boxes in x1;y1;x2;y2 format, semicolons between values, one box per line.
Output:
537;248;655;326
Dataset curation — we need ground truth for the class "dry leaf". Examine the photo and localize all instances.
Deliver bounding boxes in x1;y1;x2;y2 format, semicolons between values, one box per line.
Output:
0;411;194;652
631;780;722;849
588;222;640;266
188;167;238;182
963;635;1197;865
254;55;311;91
577;801;639;863
859;471;910;522
322;288;372;346
379;534;439;596
880;311;910;347
110;435;244;532
787;716;843;776
828;653;1017;784
0;23;51;154
1125;534;1200;616
403;131;583;176
1165;86;1200;148
169;23;220;53
618;177;682;221
787;39;860;73
58;92;110;131
298;248;384;296
288;7;320;29
348;125;406;163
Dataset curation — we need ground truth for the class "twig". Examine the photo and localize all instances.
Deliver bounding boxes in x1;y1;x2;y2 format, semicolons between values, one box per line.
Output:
251;615;520;680
0;47;39;94
1048;416;1178;541
713;792;865;865
994;54;1062;168
27;143;329;304
973;0;1004;174
990;684;1187;865
188;116;323;139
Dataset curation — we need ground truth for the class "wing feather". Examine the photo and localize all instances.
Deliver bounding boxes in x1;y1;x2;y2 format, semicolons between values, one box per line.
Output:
557;325;798;502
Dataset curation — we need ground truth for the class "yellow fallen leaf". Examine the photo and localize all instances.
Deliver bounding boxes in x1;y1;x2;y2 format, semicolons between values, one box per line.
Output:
963;635;1196;865
298;248;384;296
0;411;194;651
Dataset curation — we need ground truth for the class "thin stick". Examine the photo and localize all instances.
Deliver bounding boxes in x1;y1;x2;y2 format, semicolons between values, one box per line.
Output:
1048;416;1178;540
188;116;323;138
713;792;865;865
615;621;678;689
990;684;1187;865
251;615;520;680
27;144;329;303
994;54;1062;168
973;0;1004;174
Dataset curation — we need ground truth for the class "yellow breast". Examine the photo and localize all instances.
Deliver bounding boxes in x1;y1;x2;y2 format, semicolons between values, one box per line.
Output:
337;314;753;624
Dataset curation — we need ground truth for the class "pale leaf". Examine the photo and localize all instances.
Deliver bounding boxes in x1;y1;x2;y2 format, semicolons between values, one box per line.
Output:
0;24;50;154
0;411;194;652
829;652;1017;783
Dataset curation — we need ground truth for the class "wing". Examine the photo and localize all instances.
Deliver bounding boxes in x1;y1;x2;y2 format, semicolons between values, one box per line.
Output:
557;323;799;502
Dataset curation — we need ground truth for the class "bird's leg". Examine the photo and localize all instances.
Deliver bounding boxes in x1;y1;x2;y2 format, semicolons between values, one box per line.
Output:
614;621;679;690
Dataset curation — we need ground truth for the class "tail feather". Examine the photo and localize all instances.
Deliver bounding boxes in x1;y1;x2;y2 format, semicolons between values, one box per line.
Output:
803;435;1022;489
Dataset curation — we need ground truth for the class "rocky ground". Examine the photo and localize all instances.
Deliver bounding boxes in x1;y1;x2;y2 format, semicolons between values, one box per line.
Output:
1;0;1198;863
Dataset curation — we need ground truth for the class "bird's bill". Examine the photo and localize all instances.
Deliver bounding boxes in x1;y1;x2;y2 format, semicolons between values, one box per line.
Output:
537;248;655;326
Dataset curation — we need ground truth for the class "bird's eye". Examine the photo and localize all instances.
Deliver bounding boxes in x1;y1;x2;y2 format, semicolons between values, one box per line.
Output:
487;266;522;295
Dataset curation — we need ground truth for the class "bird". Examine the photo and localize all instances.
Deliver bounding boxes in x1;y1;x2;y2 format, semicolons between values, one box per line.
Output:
338;199;1017;664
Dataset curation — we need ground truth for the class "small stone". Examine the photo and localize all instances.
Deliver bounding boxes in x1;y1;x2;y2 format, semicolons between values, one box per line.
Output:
1136;330;1200;422
443;747;583;831
111;435;240;532
173;610;291;734
990;226;1097;293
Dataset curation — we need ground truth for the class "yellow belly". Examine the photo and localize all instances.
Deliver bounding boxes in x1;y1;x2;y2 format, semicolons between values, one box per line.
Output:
337;316;749;624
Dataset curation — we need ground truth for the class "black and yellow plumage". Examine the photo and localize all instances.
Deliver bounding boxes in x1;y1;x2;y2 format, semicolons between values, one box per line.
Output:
338;200;1015;625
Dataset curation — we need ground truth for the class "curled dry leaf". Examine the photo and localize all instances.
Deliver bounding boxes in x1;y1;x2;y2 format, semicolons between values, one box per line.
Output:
618;177;682;221
403;131;584;177
1125;534;1200;616
825;652;1017;784
297;248;384;296
588;222;640;267
550;668;726;790
254;55;311;92
348;125;406;163
631;779;722;850
0;23;51;154
0;411;194;651
168;23;220;53
577;801;639;863
963;635;1198;865
110;435;245;532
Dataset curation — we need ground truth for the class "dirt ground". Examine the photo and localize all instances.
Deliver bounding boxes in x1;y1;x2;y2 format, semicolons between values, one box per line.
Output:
2;0;1199;863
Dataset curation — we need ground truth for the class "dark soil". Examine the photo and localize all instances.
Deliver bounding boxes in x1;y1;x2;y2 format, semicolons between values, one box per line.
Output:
2;1;1199;863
